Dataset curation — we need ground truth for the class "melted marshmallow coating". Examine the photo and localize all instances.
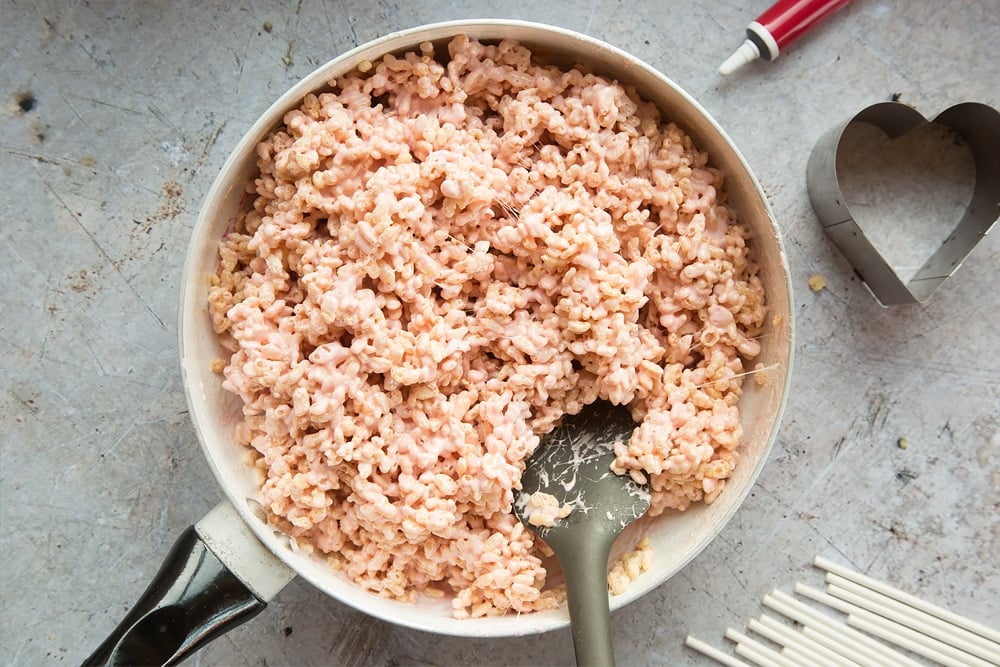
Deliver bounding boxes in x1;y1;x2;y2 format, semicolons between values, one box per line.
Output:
208;36;766;618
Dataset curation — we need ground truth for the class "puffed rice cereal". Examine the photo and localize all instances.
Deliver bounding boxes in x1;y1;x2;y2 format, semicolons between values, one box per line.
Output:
521;491;573;528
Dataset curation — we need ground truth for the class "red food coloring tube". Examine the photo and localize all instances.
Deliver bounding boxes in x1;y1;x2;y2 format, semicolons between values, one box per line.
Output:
719;0;853;75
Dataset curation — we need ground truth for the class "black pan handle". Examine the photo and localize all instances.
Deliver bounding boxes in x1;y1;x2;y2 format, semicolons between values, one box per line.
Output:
82;526;264;666
82;502;296;666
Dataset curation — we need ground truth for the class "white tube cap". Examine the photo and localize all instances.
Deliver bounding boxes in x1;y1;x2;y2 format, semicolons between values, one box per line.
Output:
719;39;760;76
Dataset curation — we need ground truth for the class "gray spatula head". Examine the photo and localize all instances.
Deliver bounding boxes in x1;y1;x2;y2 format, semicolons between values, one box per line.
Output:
514;400;651;667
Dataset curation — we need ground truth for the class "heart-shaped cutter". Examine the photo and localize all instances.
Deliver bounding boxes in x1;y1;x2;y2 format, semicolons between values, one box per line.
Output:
807;101;1000;305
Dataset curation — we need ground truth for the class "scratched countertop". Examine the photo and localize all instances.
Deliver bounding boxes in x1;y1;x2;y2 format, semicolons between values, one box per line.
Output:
2;1;998;665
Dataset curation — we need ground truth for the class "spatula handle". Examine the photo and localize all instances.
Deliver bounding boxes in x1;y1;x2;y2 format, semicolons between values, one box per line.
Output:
560;542;615;667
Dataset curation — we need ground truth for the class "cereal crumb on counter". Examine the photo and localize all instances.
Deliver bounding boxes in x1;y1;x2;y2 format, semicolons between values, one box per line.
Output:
897;437;909;450
808;274;827;292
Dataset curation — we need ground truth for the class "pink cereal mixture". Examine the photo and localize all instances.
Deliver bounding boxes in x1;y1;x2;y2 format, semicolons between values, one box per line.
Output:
522;491;572;528
208;36;766;618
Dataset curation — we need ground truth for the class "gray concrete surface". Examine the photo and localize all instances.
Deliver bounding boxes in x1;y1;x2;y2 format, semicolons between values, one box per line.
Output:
2;1;997;665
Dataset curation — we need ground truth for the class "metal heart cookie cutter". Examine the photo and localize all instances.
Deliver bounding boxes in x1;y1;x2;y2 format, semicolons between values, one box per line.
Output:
807;101;1000;305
